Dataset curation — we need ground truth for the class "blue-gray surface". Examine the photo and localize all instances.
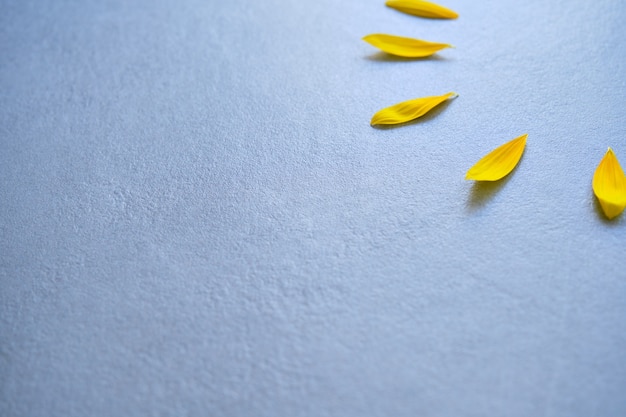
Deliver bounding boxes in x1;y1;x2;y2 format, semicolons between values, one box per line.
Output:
1;0;625;416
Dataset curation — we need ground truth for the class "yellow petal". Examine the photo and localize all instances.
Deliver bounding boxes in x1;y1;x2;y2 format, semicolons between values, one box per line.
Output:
370;92;456;126
592;148;626;219
386;0;458;19
363;34;452;58
465;134;528;181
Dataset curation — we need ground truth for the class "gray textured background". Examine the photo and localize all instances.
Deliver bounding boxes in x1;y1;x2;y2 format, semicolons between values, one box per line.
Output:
1;0;625;416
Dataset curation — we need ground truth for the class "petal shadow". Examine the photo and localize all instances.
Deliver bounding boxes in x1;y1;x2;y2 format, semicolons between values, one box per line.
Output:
364;51;451;63
466;175;512;212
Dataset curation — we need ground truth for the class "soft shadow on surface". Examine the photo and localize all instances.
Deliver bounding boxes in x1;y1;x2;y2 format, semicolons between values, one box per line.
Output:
466;175;512;212
371;99;455;130
592;196;624;226
364;51;451;63
465;151;527;212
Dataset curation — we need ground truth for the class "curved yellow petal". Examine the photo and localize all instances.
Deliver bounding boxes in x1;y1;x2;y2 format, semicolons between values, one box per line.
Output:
465;134;528;181
363;34;452;58
370;92;456;126
385;0;458;19
592;148;626;219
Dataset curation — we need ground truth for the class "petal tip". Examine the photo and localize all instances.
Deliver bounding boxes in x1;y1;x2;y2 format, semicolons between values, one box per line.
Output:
518;133;529;143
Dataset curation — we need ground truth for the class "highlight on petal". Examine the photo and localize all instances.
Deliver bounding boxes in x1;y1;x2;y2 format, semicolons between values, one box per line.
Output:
363;34;452;58
592;147;626;219
465;134;528;181
385;0;458;19
370;92;456;126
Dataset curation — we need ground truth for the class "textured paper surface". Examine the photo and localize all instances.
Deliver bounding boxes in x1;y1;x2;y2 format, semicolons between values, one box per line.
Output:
1;0;625;416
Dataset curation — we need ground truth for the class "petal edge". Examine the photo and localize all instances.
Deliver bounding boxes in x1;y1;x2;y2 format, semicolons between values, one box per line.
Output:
385;0;459;19
465;134;528;181
370;92;457;126
363;34;452;58
592;147;626;219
